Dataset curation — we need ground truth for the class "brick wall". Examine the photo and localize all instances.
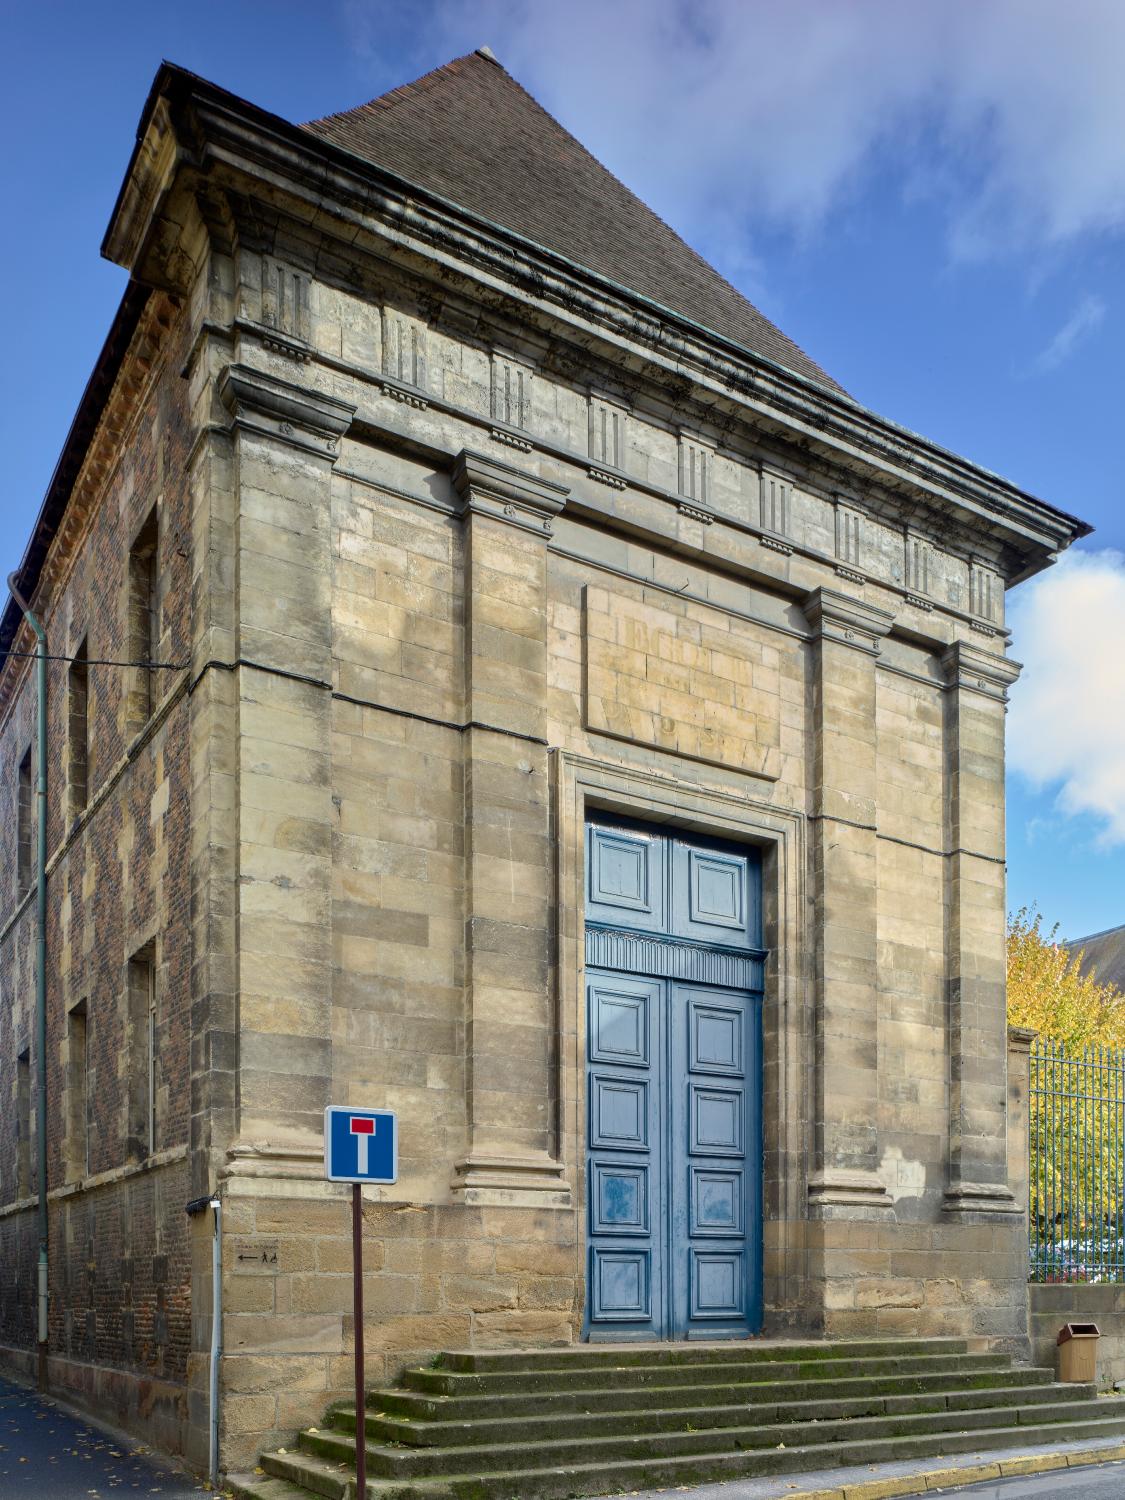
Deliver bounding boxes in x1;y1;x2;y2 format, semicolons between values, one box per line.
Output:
0;294;196;1450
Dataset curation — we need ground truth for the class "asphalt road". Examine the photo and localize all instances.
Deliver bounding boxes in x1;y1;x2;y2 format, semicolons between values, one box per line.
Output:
0;1374;208;1498
938;1460;1125;1493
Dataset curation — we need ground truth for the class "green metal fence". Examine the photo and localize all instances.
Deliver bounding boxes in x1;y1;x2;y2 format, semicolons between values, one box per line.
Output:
1029;1039;1125;1282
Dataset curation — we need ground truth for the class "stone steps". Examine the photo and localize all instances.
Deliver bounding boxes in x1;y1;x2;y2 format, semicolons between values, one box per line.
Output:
299;1395;1125;1477
401;1348;1005;1396
369;1362;1054;1422
227;1338;1125;1500
352;1379;1094;1447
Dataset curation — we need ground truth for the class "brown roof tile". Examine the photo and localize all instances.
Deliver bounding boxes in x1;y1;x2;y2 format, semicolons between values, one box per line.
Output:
303;50;841;391
1067;924;1125;994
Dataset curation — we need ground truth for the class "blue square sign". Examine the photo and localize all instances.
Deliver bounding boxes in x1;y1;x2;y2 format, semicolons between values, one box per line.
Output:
324;1106;398;1184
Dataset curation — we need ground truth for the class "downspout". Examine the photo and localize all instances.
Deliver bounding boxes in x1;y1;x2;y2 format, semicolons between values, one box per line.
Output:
186;1194;222;1485
7;573;49;1392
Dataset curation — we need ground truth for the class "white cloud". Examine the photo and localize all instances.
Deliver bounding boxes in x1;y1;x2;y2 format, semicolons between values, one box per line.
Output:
1008;550;1125;845
1030;295;1107;374
345;0;1125;265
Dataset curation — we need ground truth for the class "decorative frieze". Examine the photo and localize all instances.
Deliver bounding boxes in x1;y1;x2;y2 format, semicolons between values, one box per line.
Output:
491;350;533;431
759;466;791;550
970;558;1002;624
260;258;310;357
588;466;627;489
835;498;864;572
678;433;713;509
588;392;628;473
586;926;764;990
381;308;427;395
677;502;713;525
905;528;933;606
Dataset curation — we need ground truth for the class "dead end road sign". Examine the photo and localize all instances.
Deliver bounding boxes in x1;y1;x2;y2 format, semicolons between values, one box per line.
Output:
324;1104;397;1497
324;1105;397;1184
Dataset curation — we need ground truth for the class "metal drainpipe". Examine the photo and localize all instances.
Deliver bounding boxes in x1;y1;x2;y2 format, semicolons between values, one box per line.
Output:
186;1194;222;1485
7;573;49;1392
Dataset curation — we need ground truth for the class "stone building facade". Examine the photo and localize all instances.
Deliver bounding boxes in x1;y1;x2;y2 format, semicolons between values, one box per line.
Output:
0;52;1088;1474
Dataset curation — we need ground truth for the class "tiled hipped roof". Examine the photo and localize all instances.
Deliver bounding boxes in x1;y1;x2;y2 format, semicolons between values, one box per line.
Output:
1067;924;1125;994
304;50;841;392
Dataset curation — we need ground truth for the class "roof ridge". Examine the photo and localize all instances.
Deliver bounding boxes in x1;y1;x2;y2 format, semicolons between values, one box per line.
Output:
1066;922;1125;945
304;52;477;130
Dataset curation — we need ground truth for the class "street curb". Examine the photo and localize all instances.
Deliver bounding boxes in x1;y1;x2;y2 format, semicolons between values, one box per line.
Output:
775;1439;1125;1499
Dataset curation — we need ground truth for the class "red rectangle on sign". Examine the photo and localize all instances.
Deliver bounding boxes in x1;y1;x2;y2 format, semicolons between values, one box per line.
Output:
350;1118;375;1135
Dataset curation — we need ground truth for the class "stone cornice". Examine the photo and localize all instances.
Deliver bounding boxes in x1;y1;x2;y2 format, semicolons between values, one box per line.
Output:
801;587;896;656
0;288;180;719
451;447;569;536
104;66;1088;586
218;363;355;459
941;639;1023;701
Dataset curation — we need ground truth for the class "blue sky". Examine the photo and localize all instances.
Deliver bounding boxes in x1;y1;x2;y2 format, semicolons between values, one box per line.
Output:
2;0;1123;941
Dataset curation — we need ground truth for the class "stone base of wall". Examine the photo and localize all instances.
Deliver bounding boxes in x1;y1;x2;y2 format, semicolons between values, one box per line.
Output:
1029;1283;1125;1389
804;1217;1030;1357
0;1343;192;1459
219;1180;582;1470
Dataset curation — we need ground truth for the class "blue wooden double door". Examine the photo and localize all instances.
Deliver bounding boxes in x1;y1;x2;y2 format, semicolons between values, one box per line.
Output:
584;816;764;1341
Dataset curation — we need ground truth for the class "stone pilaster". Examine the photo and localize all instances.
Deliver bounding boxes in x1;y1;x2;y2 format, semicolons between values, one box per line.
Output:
942;640;1023;1217
217;364;356;1164
1007;1024;1037;1230
449;449;572;1205
801;587;896;1216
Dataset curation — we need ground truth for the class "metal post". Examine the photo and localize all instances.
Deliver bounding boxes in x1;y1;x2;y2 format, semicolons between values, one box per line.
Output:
186;1195;222;1485
353;1183;366;1498
209;1196;222;1485
7;573;49;1391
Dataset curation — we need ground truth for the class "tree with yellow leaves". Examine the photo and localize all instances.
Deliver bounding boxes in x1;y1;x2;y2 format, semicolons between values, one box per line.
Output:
1007;906;1125;1047
1010;907;1125;1280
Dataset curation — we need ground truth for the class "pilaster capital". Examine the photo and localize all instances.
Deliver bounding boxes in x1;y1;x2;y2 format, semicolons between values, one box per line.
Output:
800;586;896;655
452;447;569;537
218;362;355;460
942;639;1022;701
1007;1023;1038;1056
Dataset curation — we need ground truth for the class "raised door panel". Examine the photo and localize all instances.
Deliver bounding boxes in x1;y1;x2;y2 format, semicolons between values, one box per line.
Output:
670;838;761;950
586;823;666;933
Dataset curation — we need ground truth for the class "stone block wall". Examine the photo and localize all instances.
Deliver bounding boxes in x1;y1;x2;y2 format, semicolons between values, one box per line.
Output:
218;1186;579;1464
1030;1284;1125;1389
201;232;1035;1467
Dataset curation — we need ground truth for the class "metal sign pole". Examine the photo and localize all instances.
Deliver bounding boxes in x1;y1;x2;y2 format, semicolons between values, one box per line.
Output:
352;1181;366;1498
326;1105;395;1500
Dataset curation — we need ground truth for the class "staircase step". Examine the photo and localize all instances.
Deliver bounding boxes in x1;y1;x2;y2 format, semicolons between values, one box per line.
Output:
227;1475;324;1500
260;1411;1125;1500
367;1364;1058;1423
404;1348;1007;1395
298;1397;1125;1479
343;1380;1094;1448
435;1335;970;1373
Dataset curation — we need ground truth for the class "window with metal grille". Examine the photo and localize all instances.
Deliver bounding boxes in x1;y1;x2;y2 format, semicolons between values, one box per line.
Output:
69;638;89;816
127;509;159;733
16;748;32;900
127;944;157;1160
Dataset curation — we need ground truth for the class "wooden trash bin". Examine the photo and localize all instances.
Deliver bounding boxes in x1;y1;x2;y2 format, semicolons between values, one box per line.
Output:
1057;1322;1100;1382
